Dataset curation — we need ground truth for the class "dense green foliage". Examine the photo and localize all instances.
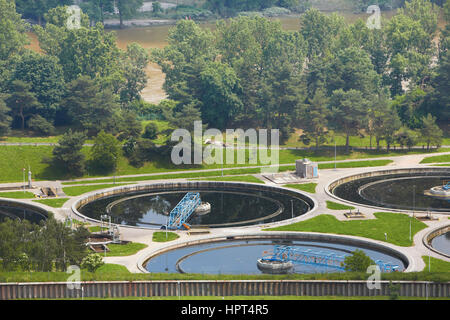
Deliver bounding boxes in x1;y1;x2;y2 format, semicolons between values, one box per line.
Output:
343;249;375;272
0;217;89;272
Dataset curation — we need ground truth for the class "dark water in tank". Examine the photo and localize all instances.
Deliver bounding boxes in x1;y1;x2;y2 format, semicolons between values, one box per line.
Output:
145;239;405;274
78;188;312;228
0;205;46;224
333;173;450;211
431;232;450;256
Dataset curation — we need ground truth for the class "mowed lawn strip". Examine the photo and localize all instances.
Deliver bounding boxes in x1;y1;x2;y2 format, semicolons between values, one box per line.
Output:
420;154;450;164
33;198;70;208
62;183;131;196
152;231;180;242
0;191;36;199
105;243;148;257
326;201;355;210
264;212;427;247
283;183;317;193
190;175;264;184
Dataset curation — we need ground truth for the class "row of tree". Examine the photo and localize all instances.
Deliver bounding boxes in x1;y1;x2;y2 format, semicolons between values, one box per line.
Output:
0;2;150;138
152;0;448;150
0;216;89;272
15;0;145;28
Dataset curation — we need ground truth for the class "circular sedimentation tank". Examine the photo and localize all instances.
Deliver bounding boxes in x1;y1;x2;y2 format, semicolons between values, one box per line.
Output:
329;169;450;212
0;200;48;224
75;182;315;229
144;237;407;275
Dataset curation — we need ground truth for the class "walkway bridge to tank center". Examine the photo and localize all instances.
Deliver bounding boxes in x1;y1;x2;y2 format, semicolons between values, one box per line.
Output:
165;192;201;230
261;245;400;272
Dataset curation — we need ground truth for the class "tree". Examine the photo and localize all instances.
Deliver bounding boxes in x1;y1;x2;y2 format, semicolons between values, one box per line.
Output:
329;89;368;152
372;99;402;151
15;0;73;25
325;46;380;96
81;253;104;272
116;0;144;28
343;249;375;272
35;18;121;83
142;122;159;140
394;126;420;150
118;111;143;141
0;96;12;137
299;88;329;150
420;113;442;150
300;9;345;61
27;115;55;136
198;61;242;130
62;76;121;136
0;0;28;61
119;43;150;106
51;130;87;177
90;131;120;173
5;80;41;131
80;0;115;25
11;50;65;121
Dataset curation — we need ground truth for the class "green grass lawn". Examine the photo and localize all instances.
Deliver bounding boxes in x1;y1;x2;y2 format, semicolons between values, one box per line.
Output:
94;263;130;274
152;231;180;242
88;226;109;233
0;191;35;199
105;242;148;257
326;201;355;210
62;183;131;196
318;159;393;169
0;144;447;183
32;198;70;208
422;256;450;273
283;183;317;193
264;212;427;247
190;175;264;184
420;154;450;163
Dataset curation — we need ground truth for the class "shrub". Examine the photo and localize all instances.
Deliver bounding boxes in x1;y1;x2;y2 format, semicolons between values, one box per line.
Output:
142;122;158;140
81;253;104;272
27;115;55;136
343;249;375;272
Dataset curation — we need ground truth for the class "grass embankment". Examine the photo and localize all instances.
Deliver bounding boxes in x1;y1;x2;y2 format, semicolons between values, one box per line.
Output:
0;191;35;199
326;201;355;210
1;268;448;283
62;183;131;196
61;159;393;186
283;183;317;193
152;231;180;242
420;154;450;164
264;212;427;247
32;198;70;208
0;144;444;183
105;243;148;257
190;175;264;184
423;256;450;273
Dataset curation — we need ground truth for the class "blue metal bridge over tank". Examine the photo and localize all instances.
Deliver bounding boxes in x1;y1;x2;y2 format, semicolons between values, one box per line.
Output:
166;192;201;230
262;245;400;272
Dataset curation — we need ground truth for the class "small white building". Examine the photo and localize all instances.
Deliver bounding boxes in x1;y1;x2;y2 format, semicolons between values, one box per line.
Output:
296;158;318;179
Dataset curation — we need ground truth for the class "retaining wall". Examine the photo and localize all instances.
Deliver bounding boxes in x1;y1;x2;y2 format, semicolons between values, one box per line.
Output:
0;280;448;299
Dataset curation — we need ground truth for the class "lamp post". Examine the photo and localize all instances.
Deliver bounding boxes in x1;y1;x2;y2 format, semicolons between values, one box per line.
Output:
334;138;337;170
